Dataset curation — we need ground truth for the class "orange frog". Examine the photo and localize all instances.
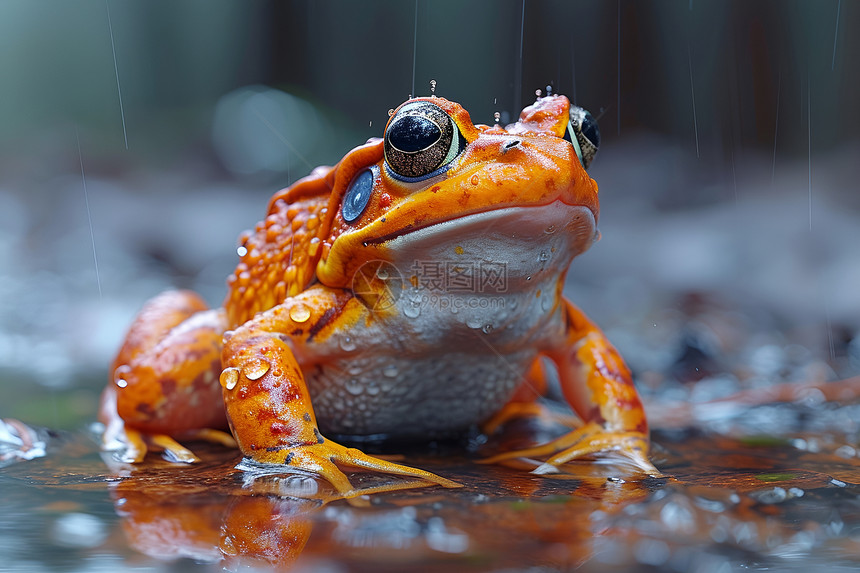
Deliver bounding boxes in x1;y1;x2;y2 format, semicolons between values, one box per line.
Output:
100;94;659;497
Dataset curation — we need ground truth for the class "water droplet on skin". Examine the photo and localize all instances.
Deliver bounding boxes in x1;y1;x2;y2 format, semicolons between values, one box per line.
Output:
544;224;556;234
470;174;479;185
535;89;542;98
403;302;421;318
290;304;311;323
526;276;532;281
220;368;239;390
237;245;248;257
348;365;362;376
383;365;399;378
466;316;482;329
346;379;363;395
482;324;494;334
366;385;380;396
508;299;517;309
538;251;550;262
541;297;553;312
116;378;128;388
546;84;553;95
244;360;270;381
377;268;389;280
340;336;356;352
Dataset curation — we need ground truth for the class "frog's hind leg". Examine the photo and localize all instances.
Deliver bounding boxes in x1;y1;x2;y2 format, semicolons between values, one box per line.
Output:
102;290;231;463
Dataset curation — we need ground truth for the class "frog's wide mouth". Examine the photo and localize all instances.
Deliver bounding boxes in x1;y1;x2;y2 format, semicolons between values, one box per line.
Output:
370;200;598;277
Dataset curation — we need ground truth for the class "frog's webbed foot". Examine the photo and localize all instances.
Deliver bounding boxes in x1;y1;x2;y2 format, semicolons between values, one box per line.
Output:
481;421;660;477
256;439;461;504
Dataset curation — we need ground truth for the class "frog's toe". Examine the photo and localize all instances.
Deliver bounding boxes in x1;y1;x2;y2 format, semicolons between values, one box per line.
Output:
534;432;660;477
266;439;461;501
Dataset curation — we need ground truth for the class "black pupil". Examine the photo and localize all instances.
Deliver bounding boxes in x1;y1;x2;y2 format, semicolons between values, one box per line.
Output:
388;115;441;153
582;112;600;149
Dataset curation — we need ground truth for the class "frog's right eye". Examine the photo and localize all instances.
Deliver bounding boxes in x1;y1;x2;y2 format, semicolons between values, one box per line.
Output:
565;105;600;169
384;100;464;181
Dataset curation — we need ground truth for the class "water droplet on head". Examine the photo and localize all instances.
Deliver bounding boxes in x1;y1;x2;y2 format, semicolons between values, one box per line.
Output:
388;108;394;117
116;378;128;388
430;79;437;94
494;111;501;124
340;336;356;352
535;89;542;98
237;245;248;257
289;303;311;323
545;84;553;95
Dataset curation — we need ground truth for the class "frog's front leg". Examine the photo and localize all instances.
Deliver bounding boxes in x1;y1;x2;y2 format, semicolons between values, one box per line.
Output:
220;286;460;499
485;298;660;476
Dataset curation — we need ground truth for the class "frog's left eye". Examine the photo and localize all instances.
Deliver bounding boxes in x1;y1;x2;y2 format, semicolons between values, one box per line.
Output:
565;105;600;169
384;101;464;181
342;167;375;223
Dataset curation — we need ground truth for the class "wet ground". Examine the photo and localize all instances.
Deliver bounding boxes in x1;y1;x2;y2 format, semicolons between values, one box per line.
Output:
3;404;860;572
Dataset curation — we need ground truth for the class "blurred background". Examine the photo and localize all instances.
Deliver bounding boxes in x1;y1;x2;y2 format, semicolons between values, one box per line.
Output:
1;0;858;429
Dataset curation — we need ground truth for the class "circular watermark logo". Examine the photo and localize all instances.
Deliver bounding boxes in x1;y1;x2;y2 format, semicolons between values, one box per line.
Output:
350;260;405;312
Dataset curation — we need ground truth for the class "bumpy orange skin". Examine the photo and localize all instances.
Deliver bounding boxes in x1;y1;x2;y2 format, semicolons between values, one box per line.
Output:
102;94;656;494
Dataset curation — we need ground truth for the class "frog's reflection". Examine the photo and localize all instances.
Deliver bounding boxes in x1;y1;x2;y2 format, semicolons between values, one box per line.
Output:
106;451;447;569
103;434;658;570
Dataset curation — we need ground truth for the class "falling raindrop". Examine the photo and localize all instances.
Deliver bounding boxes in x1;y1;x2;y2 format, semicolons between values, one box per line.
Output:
535;88;542;99
430;79;437;95
545;84;553;95
388;108;394;116
494;111;501;124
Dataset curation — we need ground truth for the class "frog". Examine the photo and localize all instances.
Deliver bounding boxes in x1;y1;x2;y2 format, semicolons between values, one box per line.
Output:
100;93;658;498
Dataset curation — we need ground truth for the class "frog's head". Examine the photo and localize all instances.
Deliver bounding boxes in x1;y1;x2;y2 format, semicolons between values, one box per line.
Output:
315;95;602;303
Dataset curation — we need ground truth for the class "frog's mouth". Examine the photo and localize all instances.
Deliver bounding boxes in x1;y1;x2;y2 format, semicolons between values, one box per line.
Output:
371;200;598;283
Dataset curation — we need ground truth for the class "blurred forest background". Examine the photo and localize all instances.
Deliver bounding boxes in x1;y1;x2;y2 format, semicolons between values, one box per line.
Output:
1;0;858;429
